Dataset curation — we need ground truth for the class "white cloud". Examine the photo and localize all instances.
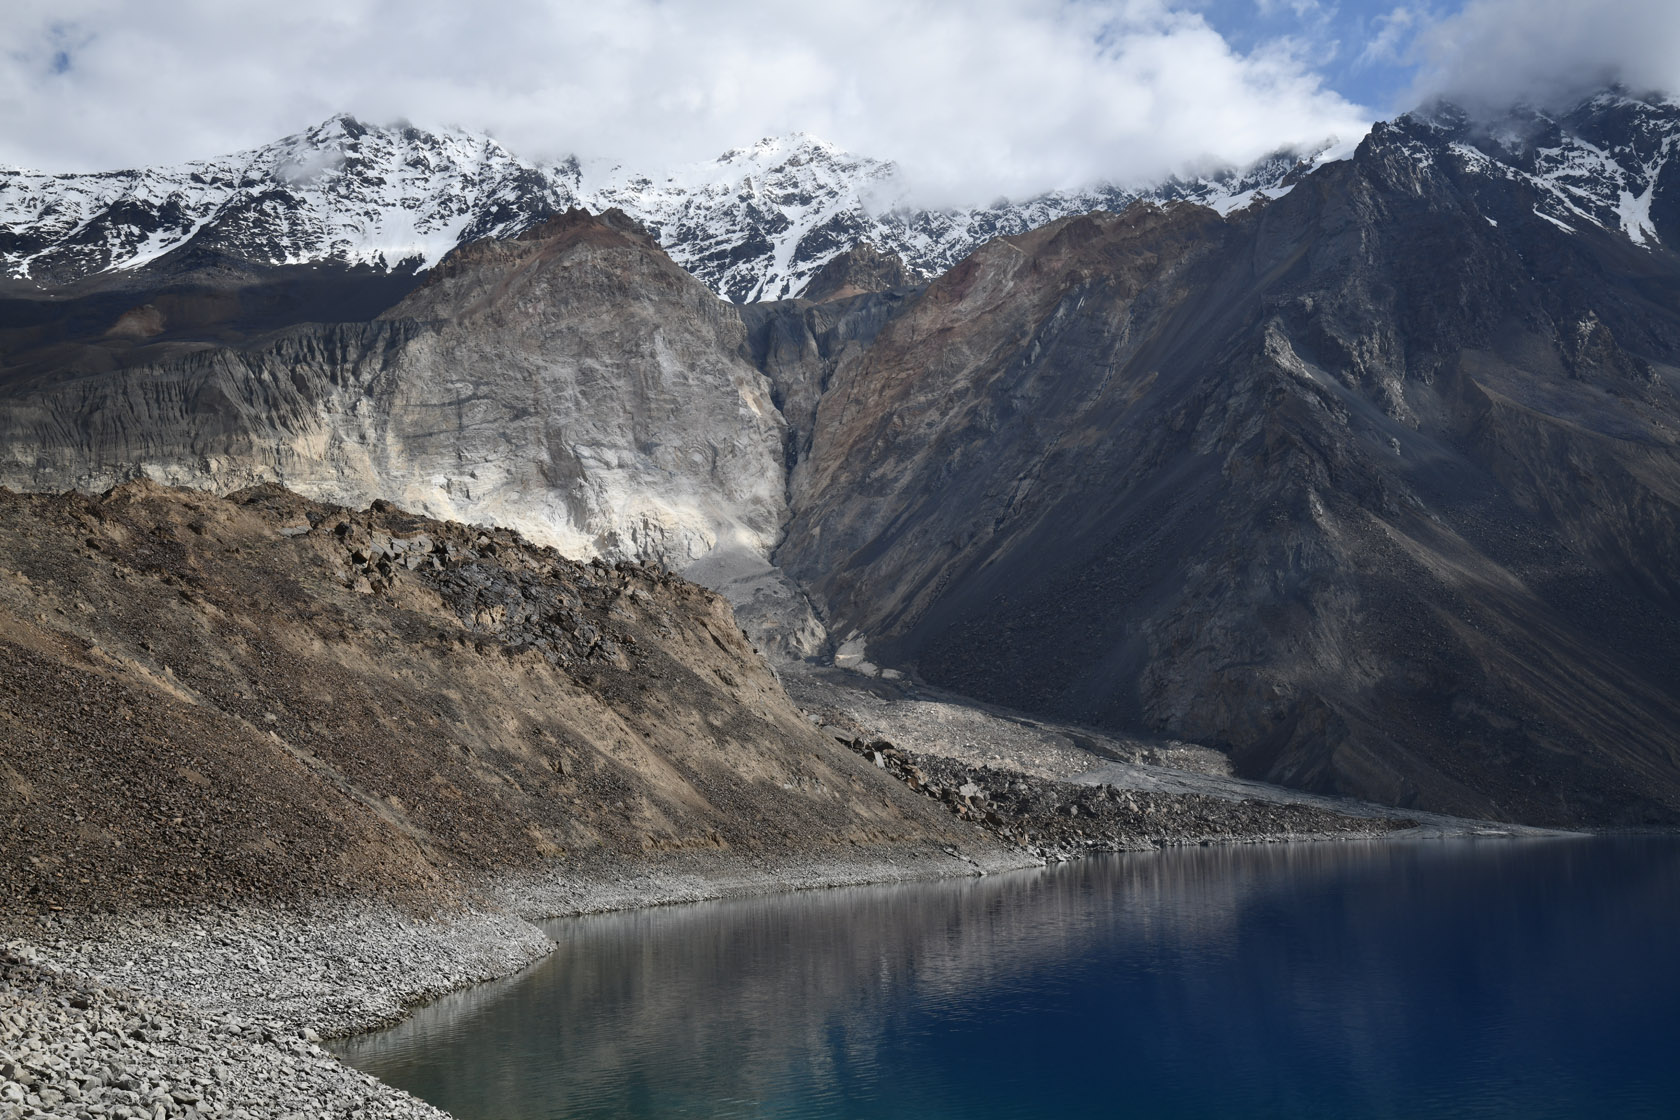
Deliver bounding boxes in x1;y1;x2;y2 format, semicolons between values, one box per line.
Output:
0;0;1371;205
1407;0;1680;112
1359;6;1424;66
1255;0;1332;24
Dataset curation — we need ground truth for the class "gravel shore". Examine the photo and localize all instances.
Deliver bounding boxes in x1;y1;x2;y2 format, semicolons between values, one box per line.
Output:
3;898;549;1120
2;942;453;1120
2;845;1033;1120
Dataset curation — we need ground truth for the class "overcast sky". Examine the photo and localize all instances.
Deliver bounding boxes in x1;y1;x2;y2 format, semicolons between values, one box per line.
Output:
4;0;1678;202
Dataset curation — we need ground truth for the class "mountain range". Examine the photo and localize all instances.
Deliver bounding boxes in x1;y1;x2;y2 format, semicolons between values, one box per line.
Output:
1;114;1338;301
7;92;1678;302
3;87;1680;827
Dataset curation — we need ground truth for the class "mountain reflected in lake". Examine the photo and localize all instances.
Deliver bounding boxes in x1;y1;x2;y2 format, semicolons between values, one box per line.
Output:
337;838;1680;1119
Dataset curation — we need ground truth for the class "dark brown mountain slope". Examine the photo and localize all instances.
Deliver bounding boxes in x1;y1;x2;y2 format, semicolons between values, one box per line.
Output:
0;253;423;386
797;242;916;303
0;481;991;915
777;120;1680;827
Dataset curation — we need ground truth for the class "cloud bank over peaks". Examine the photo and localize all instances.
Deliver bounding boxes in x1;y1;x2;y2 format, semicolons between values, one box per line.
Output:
1;0;1372;208
1407;0;1680;116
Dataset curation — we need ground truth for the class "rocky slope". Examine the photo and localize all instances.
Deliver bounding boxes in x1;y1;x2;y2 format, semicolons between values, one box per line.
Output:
0;480;1003;916
0;478;1425;1118
776;91;1680;827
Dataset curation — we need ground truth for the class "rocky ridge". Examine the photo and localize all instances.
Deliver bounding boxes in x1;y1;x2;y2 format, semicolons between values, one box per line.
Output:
1410;89;1680;248
0;115;566;287
10;94;1677;307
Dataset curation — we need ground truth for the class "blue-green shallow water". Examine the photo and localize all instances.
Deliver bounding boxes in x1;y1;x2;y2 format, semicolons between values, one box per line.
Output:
335;837;1680;1119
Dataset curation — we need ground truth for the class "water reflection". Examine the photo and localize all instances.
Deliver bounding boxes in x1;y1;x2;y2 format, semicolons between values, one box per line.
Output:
337;838;1680;1119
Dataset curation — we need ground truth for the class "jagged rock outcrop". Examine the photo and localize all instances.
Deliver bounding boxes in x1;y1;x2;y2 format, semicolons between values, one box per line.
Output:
776;98;1680;827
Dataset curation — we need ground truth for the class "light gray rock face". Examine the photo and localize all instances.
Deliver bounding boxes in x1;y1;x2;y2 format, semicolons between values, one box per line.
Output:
365;210;791;568
0;209;827;656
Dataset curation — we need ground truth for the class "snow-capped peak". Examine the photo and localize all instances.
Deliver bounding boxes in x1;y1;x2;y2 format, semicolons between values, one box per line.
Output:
1417;88;1680;249
577;133;901;301
0;116;571;285
4;116;1344;299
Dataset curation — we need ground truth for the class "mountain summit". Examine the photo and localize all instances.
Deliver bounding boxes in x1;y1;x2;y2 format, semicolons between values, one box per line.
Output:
0;115;565;286
3;117;1344;301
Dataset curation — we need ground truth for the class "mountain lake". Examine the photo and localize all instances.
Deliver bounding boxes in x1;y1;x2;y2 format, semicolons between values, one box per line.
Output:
335;836;1680;1119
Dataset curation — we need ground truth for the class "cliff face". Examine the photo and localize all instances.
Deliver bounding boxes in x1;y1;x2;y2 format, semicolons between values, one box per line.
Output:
0;210;836;657
1;211;782;564
0;482;986;915
777;122;1680;827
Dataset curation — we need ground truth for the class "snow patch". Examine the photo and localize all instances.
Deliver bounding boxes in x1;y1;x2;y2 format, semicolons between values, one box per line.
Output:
1618;186;1658;245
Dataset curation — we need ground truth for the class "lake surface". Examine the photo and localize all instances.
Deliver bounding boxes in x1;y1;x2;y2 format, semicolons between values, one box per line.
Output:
337;838;1680;1119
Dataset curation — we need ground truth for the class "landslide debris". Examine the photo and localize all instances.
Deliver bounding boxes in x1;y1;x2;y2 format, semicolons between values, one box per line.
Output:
0;480;993;916
838;737;1414;861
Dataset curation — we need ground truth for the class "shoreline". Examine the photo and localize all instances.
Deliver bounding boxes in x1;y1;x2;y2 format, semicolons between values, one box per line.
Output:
3;647;1593;1120
1;843;1033;1120
3;826;1503;1120
2;823;1588;1120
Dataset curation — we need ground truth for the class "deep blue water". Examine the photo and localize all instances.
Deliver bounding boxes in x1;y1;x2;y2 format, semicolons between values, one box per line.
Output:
336;838;1680;1119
